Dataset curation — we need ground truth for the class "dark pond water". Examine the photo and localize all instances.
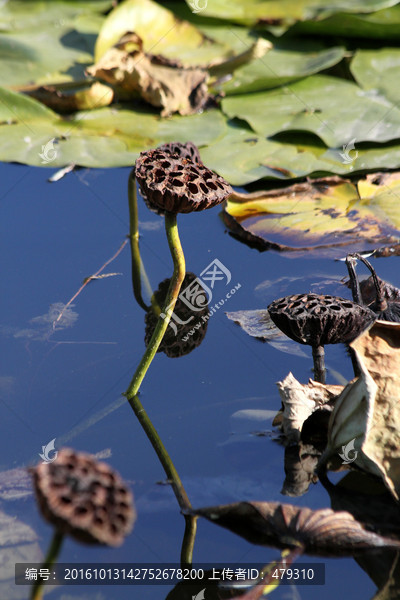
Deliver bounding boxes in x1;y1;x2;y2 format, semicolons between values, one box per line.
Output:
2;162;398;599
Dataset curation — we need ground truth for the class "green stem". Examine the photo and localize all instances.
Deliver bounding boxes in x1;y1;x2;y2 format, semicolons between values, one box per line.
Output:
31;531;64;600
125;212;185;397
128;169;154;311
125;211;196;563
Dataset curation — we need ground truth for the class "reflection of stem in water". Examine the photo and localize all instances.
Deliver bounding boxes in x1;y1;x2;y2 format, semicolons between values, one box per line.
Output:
30;531;63;600
128;393;196;564
128;169;156;312
126;205;196;563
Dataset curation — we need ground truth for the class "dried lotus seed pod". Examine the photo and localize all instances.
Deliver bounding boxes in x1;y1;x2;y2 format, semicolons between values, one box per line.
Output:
31;448;135;547
157;141;202;164
135;148;232;214
268;293;376;347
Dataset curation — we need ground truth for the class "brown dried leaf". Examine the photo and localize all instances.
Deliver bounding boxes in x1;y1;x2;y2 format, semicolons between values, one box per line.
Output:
87;46;209;116
324;321;400;498
191;501;400;557
276;372;342;443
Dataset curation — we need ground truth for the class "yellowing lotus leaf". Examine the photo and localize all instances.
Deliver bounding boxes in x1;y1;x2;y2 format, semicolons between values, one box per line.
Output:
94;0;225;66
223;173;400;255
324;321;400;499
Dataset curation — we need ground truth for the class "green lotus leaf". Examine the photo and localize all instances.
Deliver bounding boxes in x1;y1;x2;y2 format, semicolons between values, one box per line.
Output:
294;6;400;38
0;87;226;168
0;1;111;88
184;0;400;26
221;43;345;94
0;0;111;31
351;48;400;105
222;75;400;147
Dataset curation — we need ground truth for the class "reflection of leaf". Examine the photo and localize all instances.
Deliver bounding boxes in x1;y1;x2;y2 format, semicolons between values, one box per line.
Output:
226;310;308;356
191;501;400;556
362;552;400;600
281;444;319;497
0;509;43;599
223;173;400;255
321;471;400;600
322;471;400;541
324;321;400;499
12;303;78;341
0;468;32;501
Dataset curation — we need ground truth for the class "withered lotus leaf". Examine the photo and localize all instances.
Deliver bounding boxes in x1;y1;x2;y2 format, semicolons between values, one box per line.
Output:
190;501;400;557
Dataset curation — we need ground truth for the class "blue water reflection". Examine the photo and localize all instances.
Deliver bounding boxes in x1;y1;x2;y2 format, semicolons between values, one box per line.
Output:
0;162;391;598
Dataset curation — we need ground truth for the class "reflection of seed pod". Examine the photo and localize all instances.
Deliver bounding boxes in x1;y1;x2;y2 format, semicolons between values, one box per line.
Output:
31;448;135;547
268;293;376;347
145;273;209;358
135;148;232;214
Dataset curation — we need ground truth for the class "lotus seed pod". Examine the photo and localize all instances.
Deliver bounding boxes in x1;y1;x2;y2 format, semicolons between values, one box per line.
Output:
157;141;202;164
31;448;135;547
135;148;232;214
268;293;376;347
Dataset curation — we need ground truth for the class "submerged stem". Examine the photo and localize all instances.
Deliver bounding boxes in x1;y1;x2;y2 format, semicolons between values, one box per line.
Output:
31;531;64;600
312;344;326;384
